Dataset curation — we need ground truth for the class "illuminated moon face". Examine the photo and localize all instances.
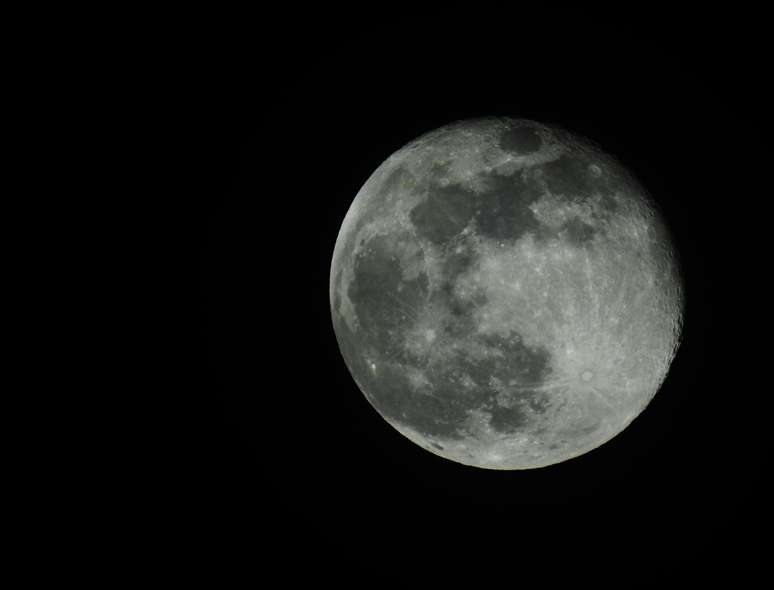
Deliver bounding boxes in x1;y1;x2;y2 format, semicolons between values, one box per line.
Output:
330;118;684;470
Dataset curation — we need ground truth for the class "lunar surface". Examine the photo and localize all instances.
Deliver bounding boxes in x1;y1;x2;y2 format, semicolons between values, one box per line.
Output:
330;118;683;469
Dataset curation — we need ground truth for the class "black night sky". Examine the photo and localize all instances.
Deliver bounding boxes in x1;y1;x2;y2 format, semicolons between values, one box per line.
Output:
197;13;769;582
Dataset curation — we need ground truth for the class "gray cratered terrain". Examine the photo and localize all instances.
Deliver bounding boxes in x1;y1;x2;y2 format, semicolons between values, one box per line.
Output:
330;118;684;470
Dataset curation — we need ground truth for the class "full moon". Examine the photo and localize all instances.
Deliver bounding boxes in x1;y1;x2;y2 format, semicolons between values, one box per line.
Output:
330;118;684;469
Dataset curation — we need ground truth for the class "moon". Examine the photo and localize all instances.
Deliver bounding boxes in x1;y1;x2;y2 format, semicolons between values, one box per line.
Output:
330;117;684;470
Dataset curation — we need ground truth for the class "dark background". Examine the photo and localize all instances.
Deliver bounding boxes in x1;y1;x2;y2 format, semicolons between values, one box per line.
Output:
197;14;769;581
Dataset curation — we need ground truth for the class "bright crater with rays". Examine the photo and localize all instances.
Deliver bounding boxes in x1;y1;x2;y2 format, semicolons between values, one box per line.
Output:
330;117;684;469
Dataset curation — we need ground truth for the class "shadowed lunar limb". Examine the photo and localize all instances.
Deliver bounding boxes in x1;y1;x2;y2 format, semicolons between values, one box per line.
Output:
330;117;684;470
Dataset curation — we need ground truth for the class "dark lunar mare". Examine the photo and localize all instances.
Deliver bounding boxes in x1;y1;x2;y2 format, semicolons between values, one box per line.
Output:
409;151;624;253
409;181;479;246
346;233;429;360
560;217;597;246
498;123;542;154
540;153;624;208
410;167;546;248
473;172;544;242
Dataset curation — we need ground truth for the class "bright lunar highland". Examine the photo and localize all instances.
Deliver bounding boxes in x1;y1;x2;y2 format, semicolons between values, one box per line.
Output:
330;118;684;469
